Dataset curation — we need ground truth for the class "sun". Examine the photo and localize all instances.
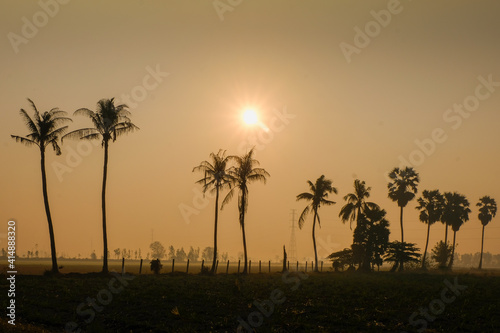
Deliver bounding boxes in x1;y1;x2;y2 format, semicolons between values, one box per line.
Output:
243;109;258;125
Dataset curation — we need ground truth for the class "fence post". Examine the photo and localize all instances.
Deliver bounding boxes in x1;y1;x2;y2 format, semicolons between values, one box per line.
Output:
237;260;240;274
249;260;251;274
312;261;314;272
269;260;271;273
121;258;125;274
321;261;323;272
296;261;299;272
139;259;143;274
287;260;289;271
186;259;190;274
201;259;204;272
305;261;307;272
172;259;175;273
259;260;261;273
226;260;230;274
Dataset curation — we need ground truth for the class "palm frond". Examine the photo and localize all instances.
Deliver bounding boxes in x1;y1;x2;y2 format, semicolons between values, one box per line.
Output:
18;109;39;136
298;205;310;229
11;135;38;147
62;128;99;142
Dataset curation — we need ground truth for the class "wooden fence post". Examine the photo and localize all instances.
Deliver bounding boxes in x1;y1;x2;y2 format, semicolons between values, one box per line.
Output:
249;260;251;274
186;259;190;273
172;259;175;273
121;258;125;274
296;261;299;272
237;260;240;274
269;260;271;273
259;260;261;273
139;259;143;274
226;260;230;274
201;259;204;272
321;261;323;272
305;261;308;272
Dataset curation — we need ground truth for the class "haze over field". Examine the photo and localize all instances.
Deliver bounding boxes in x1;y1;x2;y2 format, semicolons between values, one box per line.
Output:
1;0;499;262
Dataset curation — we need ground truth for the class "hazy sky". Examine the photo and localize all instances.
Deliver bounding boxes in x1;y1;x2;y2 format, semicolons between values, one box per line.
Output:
1;0;500;262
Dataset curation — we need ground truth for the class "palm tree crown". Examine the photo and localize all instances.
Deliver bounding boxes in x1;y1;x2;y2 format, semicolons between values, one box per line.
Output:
339;179;379;230
12;98;72;154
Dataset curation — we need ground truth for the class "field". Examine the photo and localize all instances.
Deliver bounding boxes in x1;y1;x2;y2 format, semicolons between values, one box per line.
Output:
1;264;499;332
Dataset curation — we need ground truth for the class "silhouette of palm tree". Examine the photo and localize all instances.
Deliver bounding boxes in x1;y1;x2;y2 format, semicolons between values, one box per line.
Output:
296;175;337;272
11;99;72;274
62;98;138;274
416;190;444;269
339;179;379;231
193;150;233;274
442;192;470;269
477;196;497;269
222;148;269;274
387;167;419;243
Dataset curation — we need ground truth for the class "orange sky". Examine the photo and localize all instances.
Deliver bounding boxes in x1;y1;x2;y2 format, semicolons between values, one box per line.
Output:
1;0;499;262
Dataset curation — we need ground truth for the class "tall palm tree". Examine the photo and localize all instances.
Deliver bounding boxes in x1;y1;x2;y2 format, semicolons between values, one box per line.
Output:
339;179;379;230
193;150;233;274
441;192;470;269
11;99;72;274
222;148;269;274
387;167;419;243
296;175;337;272
477;196;497;269
62;98;138;273
416;190;444;269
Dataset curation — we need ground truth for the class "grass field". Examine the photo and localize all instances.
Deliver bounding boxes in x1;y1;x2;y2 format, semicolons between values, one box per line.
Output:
1;268;499;332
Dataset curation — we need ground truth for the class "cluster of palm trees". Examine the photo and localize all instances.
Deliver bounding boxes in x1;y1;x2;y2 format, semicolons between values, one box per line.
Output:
193;149;269;274
12;97;497;275
297;167;497;272
12;98;138;274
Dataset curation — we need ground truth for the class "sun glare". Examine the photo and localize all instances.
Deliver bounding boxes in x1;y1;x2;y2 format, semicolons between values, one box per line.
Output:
243;109;258;125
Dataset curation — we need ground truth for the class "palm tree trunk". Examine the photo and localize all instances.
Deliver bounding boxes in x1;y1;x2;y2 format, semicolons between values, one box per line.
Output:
210;186;219;274
40;149;59;274
240;191;248;274
444;224;448;245
399;206;404;243
422;222;431;269
479;225;485;269
101;140;109;274
449;230;457;269
312;209;319;272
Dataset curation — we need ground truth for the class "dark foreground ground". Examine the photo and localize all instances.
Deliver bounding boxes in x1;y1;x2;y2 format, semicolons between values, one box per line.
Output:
0;270;499;332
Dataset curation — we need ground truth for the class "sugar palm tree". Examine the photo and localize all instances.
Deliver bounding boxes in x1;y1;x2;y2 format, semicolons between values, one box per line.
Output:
387;167;419;243
477;196;497;269
11;99;72;274
339;179;379;230
193;150;233;274
62;98;138;274
297;175;337;272
222;148;269;274
441;192;470;269
416;190;444;269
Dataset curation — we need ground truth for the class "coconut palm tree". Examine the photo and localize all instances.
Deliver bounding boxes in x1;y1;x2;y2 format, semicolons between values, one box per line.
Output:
387;167;419;243
222;148;269;274
441;192;470;269
416;190;444;269
62;98;138;274
477;196;497;269
11;99;72;274
296;175;337;272
339;179;379;231
193;150;233;274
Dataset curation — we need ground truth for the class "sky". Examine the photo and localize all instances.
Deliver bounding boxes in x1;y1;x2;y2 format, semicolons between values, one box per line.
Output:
1;0;499;263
